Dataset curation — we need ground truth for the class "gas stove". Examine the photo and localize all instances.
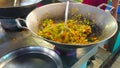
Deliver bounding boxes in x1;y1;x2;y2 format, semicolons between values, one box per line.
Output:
0;23;99;68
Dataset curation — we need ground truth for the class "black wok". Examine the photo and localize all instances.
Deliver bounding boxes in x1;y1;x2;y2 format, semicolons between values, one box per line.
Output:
25;3;118;48
0;0;42;18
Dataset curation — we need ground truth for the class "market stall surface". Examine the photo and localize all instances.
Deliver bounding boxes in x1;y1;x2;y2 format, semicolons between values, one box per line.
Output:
0;25;113;68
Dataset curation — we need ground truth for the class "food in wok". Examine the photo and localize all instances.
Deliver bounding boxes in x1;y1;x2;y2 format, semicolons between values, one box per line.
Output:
37;14;101;45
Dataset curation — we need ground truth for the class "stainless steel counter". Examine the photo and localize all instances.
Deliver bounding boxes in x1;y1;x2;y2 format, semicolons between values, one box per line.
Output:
0;24;99;68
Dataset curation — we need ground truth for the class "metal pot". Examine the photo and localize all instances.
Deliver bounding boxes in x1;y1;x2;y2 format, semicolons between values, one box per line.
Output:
0;0;42;18
0;46;63;68
25;3;118;48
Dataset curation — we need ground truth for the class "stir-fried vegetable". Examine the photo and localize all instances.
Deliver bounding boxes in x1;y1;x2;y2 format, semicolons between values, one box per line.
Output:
38;15;99;44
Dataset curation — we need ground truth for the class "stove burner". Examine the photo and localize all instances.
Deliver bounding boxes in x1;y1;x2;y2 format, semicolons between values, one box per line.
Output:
54;47;76;56
37;3;43;7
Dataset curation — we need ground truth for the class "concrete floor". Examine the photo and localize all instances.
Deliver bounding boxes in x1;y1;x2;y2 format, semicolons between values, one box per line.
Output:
111;53;120;68
87;46;120;68
87;47;111;68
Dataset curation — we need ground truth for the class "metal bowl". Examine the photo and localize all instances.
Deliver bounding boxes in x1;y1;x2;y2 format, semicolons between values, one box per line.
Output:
0;46;63;68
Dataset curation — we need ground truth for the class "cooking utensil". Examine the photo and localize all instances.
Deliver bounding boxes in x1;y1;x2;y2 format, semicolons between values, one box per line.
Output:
0;0;42;18
13;0;21;7
0;0;42;31
0;46;63;68
60;1;70;33
64;1;69;28
25;3;117;48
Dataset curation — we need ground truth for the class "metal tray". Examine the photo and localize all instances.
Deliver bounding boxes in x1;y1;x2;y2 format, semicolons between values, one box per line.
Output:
0;46;63;68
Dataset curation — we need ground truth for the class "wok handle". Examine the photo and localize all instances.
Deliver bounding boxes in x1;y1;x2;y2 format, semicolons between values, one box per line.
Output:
97;3;114;12
15;18;28;29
